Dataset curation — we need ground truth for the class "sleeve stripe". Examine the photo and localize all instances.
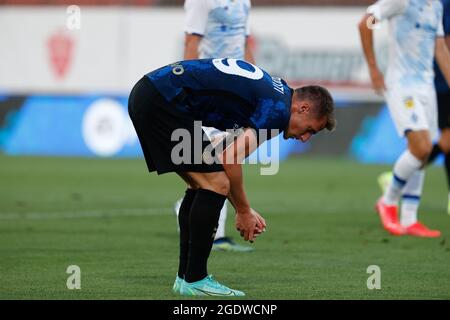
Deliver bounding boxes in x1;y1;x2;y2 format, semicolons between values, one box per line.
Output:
185;32;204;37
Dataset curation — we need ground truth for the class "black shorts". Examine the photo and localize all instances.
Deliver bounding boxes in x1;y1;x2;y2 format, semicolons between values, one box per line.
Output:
437;91;450;130
128;76;224;175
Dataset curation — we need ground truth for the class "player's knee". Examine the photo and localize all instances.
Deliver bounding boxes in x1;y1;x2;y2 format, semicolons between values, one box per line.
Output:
440;142;450;154
439;132;450;154
411;142;432;162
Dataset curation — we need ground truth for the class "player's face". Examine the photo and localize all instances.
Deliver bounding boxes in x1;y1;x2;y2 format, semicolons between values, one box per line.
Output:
285;101;327;142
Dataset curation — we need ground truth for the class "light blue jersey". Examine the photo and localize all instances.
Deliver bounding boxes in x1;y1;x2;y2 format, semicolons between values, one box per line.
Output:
184;0;251;59
368;0;444;88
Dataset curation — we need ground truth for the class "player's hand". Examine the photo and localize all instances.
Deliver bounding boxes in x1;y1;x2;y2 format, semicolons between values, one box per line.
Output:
369;68;386;95
251;209;266;242
235;208;266;242
251;208;266;234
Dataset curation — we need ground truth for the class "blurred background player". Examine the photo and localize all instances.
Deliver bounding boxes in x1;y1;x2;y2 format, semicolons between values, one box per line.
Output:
378;0;450;216
359;0;450;237
174;0;255;252
427;0;450;214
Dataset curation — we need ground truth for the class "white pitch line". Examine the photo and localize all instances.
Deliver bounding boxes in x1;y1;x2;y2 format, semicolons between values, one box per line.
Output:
0;207;171;221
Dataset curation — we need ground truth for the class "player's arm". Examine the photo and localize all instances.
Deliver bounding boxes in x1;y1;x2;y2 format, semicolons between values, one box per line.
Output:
447;35;450;54
220;128;256;215
244;36;255;64
217;128;266;241
435;36;450;88
358;0;407;94
358;13;386;95
183;0;207;60
244;7;255;64
184;34;201;60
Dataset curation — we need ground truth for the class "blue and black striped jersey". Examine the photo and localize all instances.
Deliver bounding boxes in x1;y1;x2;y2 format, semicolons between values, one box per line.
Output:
146;58;292;135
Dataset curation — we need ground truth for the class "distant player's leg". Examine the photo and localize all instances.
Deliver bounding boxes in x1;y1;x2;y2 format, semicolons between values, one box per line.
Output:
173;198;183;234
438;129;450;214
445;146;450;214
399;169;440;237
376;146;424;235
429;91;450;214
384;147;424;205
426;143;444;164
400;171;441;238
377;171;393;194
177;171;244;297
376;90;433;235
377;132;431;235
215;205;227;240
444;131;450;214
426;131;450;215
400;170;423;228
399;90;440;236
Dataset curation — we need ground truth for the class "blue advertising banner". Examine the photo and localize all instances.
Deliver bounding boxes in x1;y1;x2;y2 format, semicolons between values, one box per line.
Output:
1;95;300;161
3;96;140;157
350;105;442;165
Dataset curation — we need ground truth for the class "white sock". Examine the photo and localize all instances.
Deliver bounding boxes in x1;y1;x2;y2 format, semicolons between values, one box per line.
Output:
400;170;424;227
383;150;423;205
214;202;227;240
174;198;182;232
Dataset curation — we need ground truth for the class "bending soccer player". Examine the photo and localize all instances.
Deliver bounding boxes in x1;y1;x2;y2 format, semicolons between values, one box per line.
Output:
176;0;255;252
128;58;335;296
359;0;450;237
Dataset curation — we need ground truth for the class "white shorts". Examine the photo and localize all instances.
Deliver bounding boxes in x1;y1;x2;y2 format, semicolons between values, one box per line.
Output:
384;86;438;140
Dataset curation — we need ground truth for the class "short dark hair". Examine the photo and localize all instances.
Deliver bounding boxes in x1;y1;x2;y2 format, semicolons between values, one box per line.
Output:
294;86;336;131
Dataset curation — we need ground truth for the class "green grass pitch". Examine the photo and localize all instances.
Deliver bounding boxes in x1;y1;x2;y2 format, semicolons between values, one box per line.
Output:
0;155;449;299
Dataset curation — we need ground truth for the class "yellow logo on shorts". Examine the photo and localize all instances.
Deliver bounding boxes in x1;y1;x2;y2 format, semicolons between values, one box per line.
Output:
404;97;415;109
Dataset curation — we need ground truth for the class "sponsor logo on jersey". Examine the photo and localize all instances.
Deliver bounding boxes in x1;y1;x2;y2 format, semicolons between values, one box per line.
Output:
404;97;415;109
271;76;284;95
171;62;185;75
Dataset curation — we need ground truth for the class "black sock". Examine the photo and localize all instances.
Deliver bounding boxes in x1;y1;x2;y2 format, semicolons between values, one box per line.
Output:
427;144;443;165
445;153;450;191
185;189;226;283
177;189;198;279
